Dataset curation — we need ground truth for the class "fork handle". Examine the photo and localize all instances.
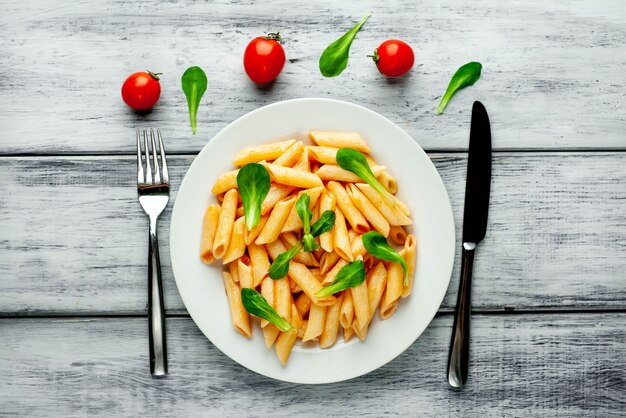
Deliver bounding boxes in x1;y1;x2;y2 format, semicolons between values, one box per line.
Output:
148;218;168;376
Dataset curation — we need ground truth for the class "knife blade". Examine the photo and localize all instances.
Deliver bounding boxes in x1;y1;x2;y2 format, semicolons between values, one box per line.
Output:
447;101;492;389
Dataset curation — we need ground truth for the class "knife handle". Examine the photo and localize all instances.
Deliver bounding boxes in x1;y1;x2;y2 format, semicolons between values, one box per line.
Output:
447;242;476;388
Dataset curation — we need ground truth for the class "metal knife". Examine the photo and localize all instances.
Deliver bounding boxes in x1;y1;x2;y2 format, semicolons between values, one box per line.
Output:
447;101;492;389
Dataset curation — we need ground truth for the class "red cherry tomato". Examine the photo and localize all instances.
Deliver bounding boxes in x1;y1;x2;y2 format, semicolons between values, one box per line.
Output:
243;33;286;83
371;40;415;77
121;71;161;110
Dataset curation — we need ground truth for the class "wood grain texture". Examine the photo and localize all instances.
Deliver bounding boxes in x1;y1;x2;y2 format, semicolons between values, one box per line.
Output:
1;153;624;314
0;0;625;154
0;315;623;416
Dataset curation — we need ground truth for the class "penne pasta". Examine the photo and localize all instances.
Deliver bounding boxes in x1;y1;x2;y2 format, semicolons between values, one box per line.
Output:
309;131;371;153
248;242;270;287
388;225;408;246
275;306;303;365
333;208;354;262
323;258;348;285
244;214;269;245
346;183;390;236
255;196;297;244
280;187;324;232
378;171;398;194
212;169;238;195
315;164;385;183
292;147;310;172
261;184;295;215
228;260;239;283
212;189;239;259
200;204;220;264
339;290;355;329
401;235;417;298
263;324;280;348
265;163;322;188
320;292;343;348
351;279;370;331
356;183;412;226
238;259;254;289
327;181;369;234
318;192;336;252
380;262;404;319
352;262;388;340
233;139;296;166
274;276;292;322
223;216;246;264
281;233;319;267
306;146;339;165
259;276;274;328
273;141;304;167
222;271;251;338
319;251;341;275
302;302;327;342
343;323;355;342
294;292;312;318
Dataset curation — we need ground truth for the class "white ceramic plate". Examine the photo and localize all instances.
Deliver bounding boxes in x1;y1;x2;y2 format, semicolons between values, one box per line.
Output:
170;98;455;384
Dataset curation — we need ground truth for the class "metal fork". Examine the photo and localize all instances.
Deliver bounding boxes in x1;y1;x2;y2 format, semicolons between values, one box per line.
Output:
136;128;169;377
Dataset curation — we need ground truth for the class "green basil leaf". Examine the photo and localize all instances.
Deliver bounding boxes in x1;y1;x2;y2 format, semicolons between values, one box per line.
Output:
302;233;319;252
237;163;271;230
296;193;312;235
362;231;409;285
311;210;336;237
437;62;482;115
336;148;394;203
241;288;294;332
181;66;208;134
316;260;365;297
319;14;371;77
269;242;303;280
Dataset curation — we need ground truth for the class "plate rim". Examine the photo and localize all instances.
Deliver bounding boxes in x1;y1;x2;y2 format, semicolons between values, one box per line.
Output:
170;97;455;384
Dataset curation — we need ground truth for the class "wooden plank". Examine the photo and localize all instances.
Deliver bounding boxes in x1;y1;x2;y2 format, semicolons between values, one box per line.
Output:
0;314;623;416
0;0;625;153
1;153;624;314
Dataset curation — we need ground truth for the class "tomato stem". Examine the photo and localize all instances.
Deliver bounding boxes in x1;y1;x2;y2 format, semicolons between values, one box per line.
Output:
146;70;162;80
367;49;380;63
264;32;282;43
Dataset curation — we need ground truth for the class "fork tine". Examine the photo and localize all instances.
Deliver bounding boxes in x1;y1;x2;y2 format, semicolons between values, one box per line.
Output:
143;129;153;184
150;129;161;184
136;129;144;184
157;129;169;184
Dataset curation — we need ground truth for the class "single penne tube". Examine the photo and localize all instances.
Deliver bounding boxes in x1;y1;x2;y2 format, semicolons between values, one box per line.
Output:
222;271;251;338
294;292;312;318
306;146;339;165
309;131;371;153
351;279;370;330
318;192;336;252
280;187;324;232
343;323;355;342
255;196;297;244
323;258;348;285
228;260;239;283
319;251;341;275
378;171;398;194
259;276;275;328
320;292;343;348
265;240;336;306
263;324;280;348
333;208;354;262
274;276;292;322
339;290;355;329
346;183;390;236
280;233;319;267
297;320;307;339
238;259;254;289
350;234;367;259
311;198;320;224
233;139;296;166
212;169;238;195
265;163;322;188
289;277;302;294
249;242;270;287
380;262;404;319
275;306;303;366
353;262;388;339
315;164;385;183
302;302;327;342
356;183;412;226
261;184;295;215
200;204;220;264
292;147;310;172
212;189;238;259
223;216;246;264
273;141;304;167
244;214;269;245
327;181;369;234
401;235;417;298
388;225;408;245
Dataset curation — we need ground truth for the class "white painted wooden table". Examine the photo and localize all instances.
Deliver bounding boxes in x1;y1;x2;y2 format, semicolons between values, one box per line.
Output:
1;1;625;416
